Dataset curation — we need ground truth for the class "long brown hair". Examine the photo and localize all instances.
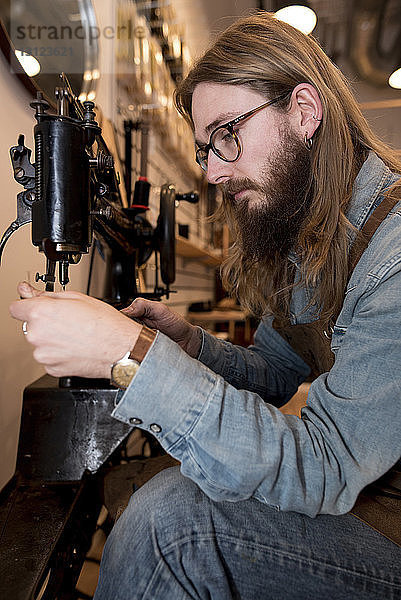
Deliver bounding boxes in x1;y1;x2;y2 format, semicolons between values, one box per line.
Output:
175;12;401;323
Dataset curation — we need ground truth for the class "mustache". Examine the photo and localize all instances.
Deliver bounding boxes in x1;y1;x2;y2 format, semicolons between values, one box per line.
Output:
221;178;261;198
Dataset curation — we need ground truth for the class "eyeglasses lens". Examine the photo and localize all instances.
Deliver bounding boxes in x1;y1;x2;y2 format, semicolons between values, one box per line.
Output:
212;128;239;161
196;128;240;172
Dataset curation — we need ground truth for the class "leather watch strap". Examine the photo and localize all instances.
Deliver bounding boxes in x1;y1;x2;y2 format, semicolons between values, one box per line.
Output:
129;325;157;363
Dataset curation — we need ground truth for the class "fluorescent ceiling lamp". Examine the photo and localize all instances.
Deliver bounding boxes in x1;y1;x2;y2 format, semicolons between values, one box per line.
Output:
15;49;41;77
388;67;401;89
274;5;317;35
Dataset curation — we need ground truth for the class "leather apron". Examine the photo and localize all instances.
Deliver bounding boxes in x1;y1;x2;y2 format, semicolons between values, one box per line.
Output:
273;188;401;546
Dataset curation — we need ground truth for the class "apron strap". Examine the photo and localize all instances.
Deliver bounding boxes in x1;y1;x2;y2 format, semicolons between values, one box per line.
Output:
348;188;401;276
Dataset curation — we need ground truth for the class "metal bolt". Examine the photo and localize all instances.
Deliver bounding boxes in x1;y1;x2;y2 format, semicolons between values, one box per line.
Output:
25;191;36;204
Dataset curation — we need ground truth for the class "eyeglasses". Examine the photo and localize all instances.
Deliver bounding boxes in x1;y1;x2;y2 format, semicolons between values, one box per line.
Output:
195;91;290;172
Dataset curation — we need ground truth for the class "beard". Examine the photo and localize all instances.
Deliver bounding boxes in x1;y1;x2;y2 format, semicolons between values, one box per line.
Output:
222;127;312;262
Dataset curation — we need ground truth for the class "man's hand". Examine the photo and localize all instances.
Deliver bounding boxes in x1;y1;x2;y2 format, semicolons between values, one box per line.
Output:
9;282;142;379
122;298;202;358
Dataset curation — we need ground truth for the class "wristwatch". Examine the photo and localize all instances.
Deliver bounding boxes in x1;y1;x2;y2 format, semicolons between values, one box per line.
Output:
110;325;156;389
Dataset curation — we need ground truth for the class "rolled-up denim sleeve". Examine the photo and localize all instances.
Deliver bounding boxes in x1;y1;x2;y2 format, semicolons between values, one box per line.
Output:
112;331;329;514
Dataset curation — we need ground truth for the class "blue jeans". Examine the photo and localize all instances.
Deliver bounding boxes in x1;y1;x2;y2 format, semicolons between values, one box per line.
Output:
94;466;401;599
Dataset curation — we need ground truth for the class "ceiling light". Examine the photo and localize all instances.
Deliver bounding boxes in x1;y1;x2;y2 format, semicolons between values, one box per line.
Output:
274;5;317;35
388;67;401;89
15;49;40;77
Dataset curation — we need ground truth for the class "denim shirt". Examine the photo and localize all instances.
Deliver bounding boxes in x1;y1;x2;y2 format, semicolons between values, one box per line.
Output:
113;152;401;517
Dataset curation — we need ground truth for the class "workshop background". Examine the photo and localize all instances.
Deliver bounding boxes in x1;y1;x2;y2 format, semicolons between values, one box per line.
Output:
0;0;400;494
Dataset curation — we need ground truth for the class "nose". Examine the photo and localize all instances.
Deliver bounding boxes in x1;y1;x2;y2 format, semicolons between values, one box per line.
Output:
206;151;233;185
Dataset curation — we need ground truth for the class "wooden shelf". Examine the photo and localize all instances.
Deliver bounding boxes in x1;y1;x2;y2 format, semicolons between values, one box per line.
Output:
175;235;222;266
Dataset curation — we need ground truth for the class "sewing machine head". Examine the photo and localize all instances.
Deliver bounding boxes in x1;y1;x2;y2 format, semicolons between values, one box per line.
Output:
1;73;198;298
1;73;116;290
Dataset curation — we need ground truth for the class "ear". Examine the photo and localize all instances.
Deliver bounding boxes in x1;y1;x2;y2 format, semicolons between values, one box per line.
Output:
288;83;322;139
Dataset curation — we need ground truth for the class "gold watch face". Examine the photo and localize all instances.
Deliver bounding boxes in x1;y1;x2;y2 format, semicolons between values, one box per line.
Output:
111;358;140;389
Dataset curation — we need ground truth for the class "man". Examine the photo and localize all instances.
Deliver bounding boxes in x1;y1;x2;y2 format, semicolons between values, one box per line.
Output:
10;12;401;599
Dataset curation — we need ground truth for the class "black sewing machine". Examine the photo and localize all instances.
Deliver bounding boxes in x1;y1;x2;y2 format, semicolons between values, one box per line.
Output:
0;73;198;599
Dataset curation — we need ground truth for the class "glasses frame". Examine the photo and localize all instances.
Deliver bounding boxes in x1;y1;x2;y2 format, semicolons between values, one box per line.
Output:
195;91;290;172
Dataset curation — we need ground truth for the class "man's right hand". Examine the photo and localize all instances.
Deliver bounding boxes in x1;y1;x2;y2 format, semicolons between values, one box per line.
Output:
10;282;143;379
121;298;202;358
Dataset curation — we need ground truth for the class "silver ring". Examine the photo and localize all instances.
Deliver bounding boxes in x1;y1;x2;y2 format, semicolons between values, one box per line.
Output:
22;321;28;335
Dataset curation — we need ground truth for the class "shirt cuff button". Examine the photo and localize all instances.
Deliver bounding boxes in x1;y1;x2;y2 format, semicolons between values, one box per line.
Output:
150;423;162;433
129;417;143;425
